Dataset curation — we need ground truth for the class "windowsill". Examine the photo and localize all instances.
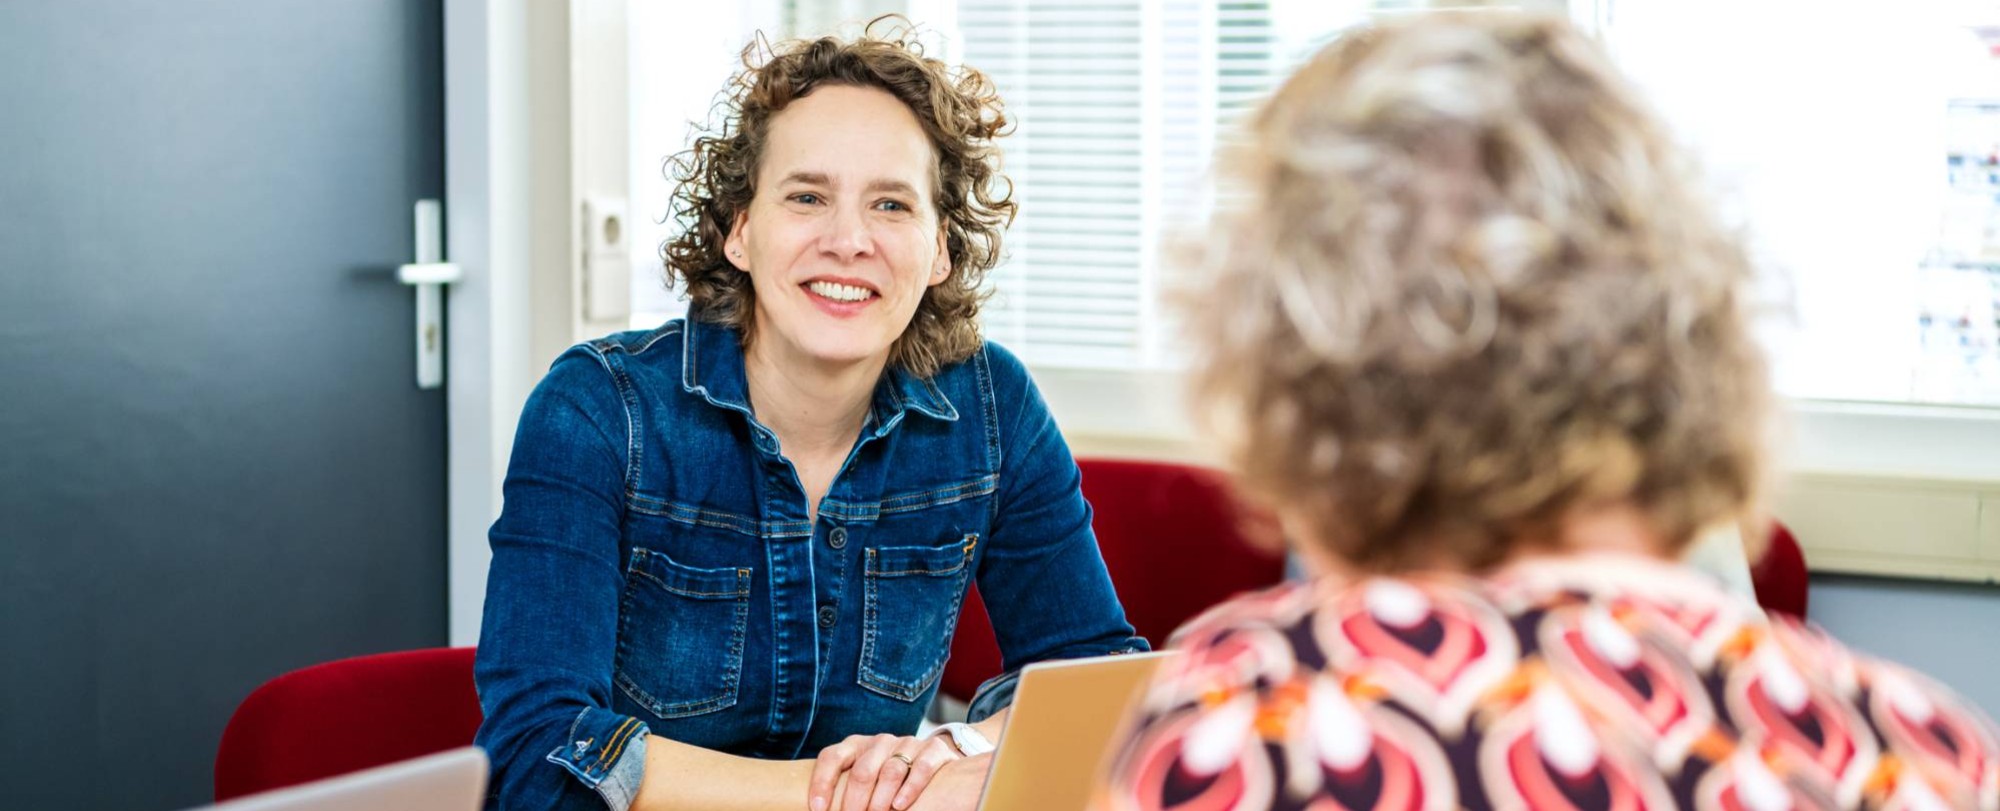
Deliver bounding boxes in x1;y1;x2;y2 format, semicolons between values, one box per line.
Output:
1033;364;2000;585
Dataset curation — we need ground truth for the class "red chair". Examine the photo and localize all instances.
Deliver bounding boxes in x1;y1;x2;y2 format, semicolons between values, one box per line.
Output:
214;647;482;801
941;458;1288;703
1752;519;1809;621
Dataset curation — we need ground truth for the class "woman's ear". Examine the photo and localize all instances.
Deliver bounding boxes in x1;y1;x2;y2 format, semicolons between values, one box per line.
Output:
928;228;951;285
724;211;751;272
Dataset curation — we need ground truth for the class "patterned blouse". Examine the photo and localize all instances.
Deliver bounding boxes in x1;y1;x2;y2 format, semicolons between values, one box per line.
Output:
1099;555;1998;811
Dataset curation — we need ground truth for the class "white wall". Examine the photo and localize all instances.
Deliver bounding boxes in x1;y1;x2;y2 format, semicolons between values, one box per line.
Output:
626;0;788;324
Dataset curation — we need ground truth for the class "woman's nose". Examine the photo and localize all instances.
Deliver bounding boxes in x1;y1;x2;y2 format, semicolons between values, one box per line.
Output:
819;204;873;261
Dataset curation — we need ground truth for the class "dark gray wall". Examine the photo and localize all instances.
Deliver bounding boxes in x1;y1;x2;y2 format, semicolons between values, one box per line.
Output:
1;3;447;808
1811;574;2000;715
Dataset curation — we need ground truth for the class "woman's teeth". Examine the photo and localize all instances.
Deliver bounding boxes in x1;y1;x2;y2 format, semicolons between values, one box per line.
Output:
807;281;874;302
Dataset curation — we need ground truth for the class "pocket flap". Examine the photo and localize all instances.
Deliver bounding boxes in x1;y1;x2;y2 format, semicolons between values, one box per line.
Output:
628;548;750;600
866;534;977;578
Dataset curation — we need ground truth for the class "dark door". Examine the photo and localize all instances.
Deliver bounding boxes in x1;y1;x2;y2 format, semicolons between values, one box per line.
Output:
0;2;447;808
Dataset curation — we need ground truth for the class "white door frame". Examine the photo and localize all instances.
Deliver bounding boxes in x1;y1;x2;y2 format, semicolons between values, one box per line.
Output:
443;0;519;647
441;0;639;646
442;0;567;646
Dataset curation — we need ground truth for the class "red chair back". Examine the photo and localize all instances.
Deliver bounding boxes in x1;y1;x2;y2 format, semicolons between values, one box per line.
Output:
213;647;482;801
940;459;1287;702
1752;520;1809;620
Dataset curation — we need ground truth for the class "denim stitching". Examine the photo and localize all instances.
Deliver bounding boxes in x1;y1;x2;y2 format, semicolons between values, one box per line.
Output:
627;322;683;355
580;343;644;495
726;579;749;699
868;537;975;576
615;551;751;718
612;552;641;708
593;717;639;769
626;495;814;539
661;512;756;535
626;497;756;534
858;582;965;700
624;575;750;717
975;348;1001;526
628;550;751;597
877;477;999;515
617;673;738;719
678;319;757;418
917;376;959;421
629;566;748;599
679;319;718;406
871;560;969;577
886;377;907;414
814;475;999;522
879;485;992;514
882;476;996;506
608;354;645;493
859;550;881;692
856;538;976;700
682;319;700;394
599;720;643;774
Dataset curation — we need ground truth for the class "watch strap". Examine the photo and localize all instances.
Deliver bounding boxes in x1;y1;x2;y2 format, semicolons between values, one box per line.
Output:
927;721;995;756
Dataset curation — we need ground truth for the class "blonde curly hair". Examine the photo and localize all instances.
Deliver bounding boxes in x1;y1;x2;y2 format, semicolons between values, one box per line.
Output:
1186;12;1773;572
662;16;1016;378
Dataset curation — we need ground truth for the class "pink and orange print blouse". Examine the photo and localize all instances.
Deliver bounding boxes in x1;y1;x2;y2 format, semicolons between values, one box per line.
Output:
1100;556;1997;811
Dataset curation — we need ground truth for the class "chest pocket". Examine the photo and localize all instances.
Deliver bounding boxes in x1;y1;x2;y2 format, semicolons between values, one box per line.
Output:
858;534;978;701
614;547;750;719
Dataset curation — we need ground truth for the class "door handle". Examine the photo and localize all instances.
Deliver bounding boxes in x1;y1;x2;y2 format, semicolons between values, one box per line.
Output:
396;199;461;390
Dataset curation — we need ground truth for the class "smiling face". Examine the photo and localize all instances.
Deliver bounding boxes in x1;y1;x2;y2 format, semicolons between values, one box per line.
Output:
724;83;950;374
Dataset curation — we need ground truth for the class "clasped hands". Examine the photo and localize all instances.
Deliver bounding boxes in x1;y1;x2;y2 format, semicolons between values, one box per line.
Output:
806;731;989;811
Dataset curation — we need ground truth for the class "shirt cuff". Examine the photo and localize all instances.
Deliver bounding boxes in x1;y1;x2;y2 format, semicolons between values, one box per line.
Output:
967;643;1153;722
965;669;1021;723
544;706;651;811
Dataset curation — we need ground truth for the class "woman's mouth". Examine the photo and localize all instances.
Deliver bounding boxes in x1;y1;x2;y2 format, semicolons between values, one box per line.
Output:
804;280;878;303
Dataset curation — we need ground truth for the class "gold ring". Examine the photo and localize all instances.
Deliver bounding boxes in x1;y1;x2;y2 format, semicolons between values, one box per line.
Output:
890;753;915;768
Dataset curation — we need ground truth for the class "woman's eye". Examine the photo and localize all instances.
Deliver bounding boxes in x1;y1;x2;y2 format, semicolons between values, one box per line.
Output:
790;193;821;205
876;200;909;212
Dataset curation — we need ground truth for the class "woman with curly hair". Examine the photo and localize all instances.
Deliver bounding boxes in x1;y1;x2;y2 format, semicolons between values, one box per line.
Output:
1098;11;1998;811
474;18;1144;811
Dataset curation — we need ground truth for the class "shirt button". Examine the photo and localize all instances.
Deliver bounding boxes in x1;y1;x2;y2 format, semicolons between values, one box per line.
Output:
817;605;838;628
828;527;848;550
752;430;776;454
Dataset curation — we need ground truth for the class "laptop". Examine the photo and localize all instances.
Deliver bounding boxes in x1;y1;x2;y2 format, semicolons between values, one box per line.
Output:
975;651;1175;811
192;747;487;811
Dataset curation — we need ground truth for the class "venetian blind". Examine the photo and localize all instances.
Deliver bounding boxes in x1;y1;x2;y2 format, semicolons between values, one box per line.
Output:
954;1;1551;368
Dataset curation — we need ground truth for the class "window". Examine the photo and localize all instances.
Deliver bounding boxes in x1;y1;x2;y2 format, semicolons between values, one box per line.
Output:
949;0;1554;368
1600;0;2000;409
628;0;2000;415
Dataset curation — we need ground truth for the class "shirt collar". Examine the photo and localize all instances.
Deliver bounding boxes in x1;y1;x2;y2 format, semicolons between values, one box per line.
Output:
680;312;960;426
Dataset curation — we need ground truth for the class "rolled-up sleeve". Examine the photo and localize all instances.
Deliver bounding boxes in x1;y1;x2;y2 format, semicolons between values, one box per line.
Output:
967;346;1149;722
474;347;651;811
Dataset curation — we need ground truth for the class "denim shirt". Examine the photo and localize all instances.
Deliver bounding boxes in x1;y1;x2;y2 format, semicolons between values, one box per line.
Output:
473;315;1147;810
